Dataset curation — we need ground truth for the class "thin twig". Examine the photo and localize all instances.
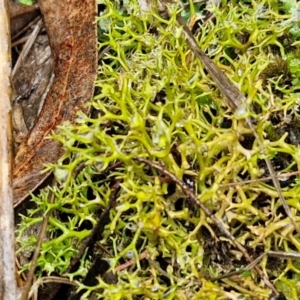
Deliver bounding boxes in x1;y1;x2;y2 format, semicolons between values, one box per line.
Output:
20;188;55;300
114;251;149;272
66;181;120;274
160;1;300;236
220;170;300;187
44;181;121;300
12;35;31;48
246;120;300;235
12;16;41;42
135;157;278;296
212;250;300;281
28;276;77;299
12;18;43;78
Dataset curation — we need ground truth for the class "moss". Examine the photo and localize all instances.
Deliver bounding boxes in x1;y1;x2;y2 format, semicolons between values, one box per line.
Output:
16;1;300;299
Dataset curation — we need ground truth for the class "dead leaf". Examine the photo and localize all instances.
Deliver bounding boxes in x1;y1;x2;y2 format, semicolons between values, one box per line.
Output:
13;0;98;207
12;32;53;145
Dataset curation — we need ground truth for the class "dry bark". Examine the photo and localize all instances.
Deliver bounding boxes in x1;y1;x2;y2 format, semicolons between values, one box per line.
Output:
0;0;17;299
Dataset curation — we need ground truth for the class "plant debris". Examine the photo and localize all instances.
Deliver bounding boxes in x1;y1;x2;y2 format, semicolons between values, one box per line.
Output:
16;1;300;299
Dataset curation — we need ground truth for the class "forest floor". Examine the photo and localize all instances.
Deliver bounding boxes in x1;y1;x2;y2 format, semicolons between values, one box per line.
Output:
13;1;300;299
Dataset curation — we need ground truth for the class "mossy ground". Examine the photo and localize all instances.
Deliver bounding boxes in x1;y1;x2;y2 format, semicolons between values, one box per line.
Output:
17;1;300;299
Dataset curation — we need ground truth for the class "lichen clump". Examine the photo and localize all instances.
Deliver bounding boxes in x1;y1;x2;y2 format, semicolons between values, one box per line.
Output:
17;1;300;299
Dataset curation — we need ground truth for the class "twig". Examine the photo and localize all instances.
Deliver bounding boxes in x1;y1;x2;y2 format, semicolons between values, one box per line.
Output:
66;181;120;274
220;170;300;187
12;16;41;42
20;188;55;300
246;120;300;234
28;276;77;299
12;18;43;78
160;0;300;236
11;35;31;48
212;250;300;281
44;181;121;300
135;157;279;296
0;0;17;298
114;251;149;272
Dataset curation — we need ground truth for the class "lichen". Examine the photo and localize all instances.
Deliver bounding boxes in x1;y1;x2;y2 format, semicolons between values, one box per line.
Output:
16;0;300;299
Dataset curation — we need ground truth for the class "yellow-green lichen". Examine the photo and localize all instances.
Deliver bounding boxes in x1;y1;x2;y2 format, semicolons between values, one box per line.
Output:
16;0;300;299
